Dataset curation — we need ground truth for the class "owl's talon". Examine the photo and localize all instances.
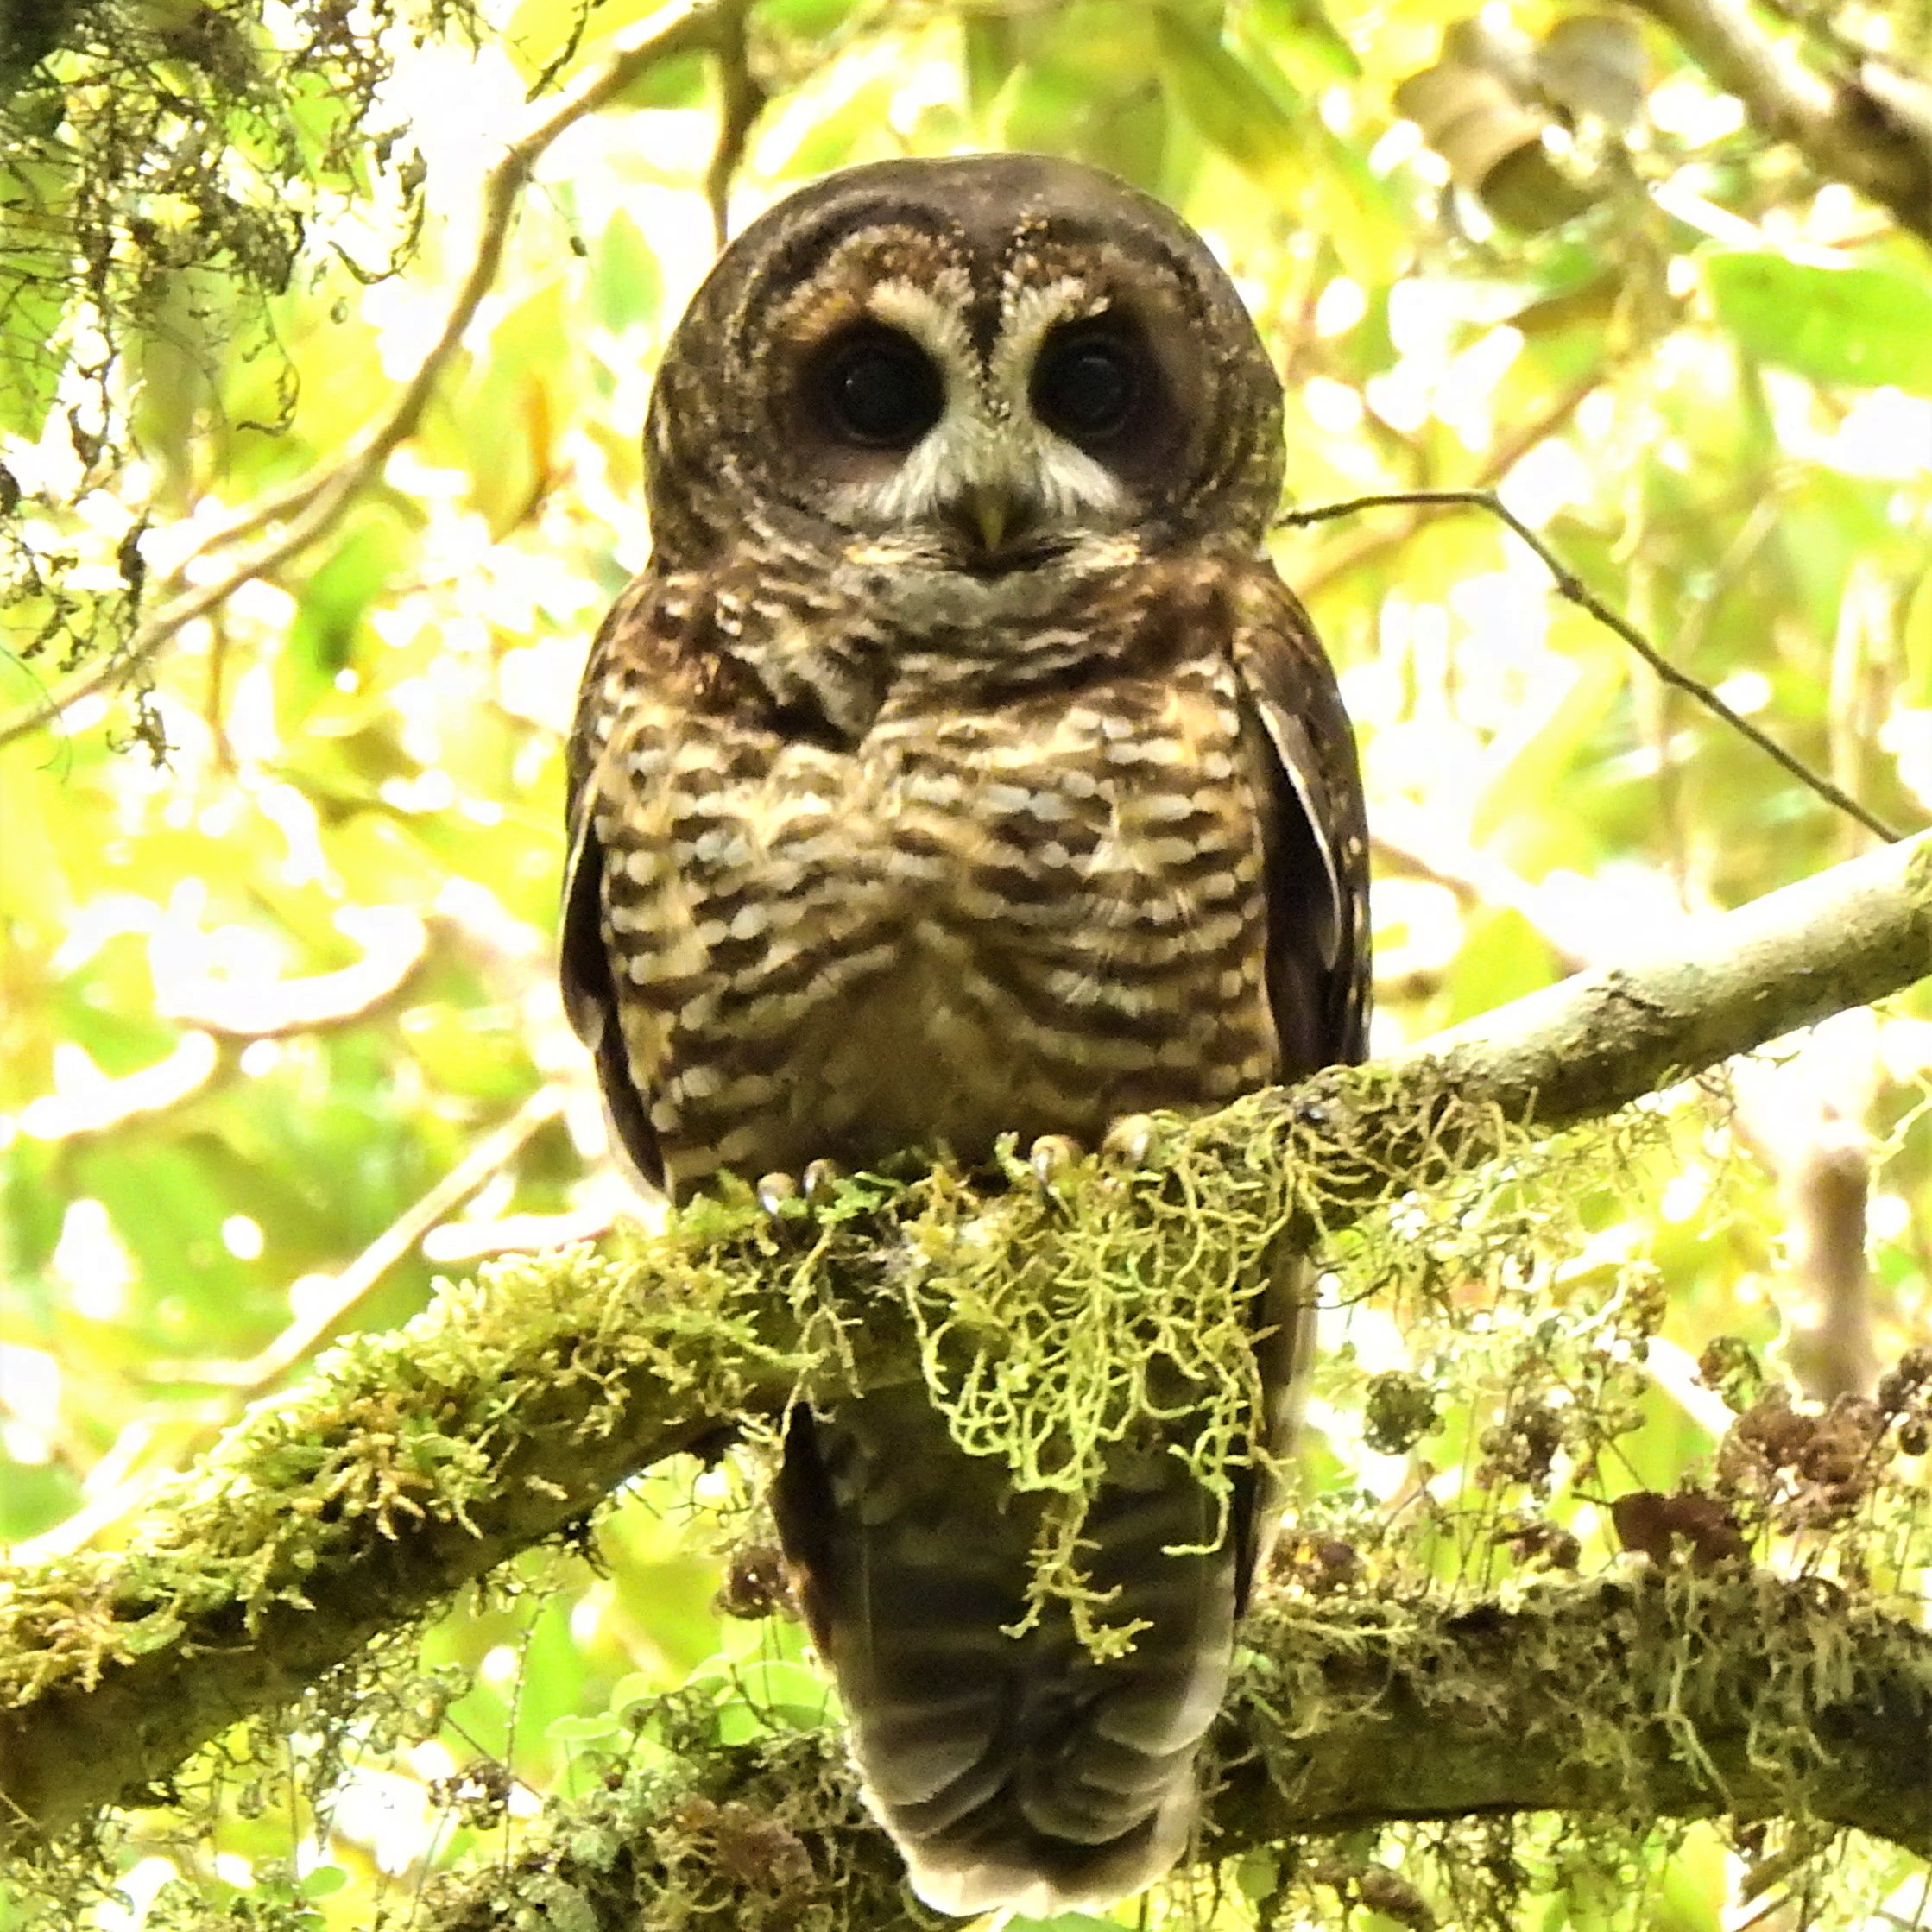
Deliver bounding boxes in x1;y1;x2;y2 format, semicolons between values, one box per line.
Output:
757;1171;801;1220
801;1159;844;1208
1102;1114;1160;1169
1028;1133;1084;1188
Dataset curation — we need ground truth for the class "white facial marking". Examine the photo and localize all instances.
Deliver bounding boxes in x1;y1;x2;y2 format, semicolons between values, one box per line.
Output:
990;277;1129;521
826;276;1129;530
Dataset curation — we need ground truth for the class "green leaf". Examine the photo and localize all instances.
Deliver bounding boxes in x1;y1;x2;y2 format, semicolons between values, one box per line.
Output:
1156;6;1305;202
1249;0;1361;84
609;1670;660;1715
963;9;1020;116
758;0;858;33
723;1656;838;1728
589;210;660;335
1157;8;1402;276
1471;646;1626;856
546;1712;625;1745
1443;906;1559;1025
287;508;408;685
1704;251;1932;395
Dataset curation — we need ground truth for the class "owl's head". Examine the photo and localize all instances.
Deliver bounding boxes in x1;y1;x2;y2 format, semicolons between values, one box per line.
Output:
643;155;1285;572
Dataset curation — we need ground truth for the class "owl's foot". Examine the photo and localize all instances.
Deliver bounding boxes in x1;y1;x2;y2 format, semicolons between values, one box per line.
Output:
1027;1133;1084;1188
755;1159;846;1225
1101;1112;1162;1168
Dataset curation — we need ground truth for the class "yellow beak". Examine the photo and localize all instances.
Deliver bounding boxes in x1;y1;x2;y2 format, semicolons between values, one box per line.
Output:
964;485;1011;554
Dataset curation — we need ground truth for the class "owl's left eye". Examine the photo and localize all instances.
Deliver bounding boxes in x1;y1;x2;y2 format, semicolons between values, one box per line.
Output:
1032;323;1143;444
809;326;945;448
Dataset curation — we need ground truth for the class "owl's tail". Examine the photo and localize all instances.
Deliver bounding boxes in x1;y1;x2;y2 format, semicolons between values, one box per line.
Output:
772;1245;1310;1924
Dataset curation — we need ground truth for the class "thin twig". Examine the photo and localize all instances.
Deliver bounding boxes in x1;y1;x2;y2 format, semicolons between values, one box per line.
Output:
149;1084;567;1392
703;0;767;247
0;0;748;752
1279;487;1908;845
1288;366;1607;603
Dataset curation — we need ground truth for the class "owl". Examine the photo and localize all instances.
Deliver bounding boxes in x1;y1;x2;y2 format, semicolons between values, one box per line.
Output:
560;153;1369;1916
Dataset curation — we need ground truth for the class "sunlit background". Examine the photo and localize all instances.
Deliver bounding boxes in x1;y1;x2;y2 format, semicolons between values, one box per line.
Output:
4;0;1932;1924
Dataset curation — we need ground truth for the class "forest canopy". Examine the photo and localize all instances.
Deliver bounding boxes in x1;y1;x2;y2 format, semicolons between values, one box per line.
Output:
3;2;1932;1929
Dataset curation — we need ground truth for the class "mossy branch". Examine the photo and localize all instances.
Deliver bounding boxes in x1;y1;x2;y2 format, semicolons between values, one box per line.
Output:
407;1570;1932;1931
1;830;1929;1861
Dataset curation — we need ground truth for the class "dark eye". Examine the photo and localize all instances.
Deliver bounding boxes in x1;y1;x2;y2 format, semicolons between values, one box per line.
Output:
1032;324;1142;442
809;325;944;447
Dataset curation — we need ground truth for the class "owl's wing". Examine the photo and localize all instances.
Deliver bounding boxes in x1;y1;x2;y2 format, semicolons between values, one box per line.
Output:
559;576;671;1197
1225;568;1371;1608
1229;569;1372;1076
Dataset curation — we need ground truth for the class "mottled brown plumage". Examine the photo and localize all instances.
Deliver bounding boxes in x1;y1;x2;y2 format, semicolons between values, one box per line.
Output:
561;154;1368;1916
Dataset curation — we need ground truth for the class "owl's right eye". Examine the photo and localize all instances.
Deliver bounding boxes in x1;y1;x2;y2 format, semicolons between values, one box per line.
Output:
809;327;944;448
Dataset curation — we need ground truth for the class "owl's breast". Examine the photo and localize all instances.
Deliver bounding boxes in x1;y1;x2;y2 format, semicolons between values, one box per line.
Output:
599;656;1277;1189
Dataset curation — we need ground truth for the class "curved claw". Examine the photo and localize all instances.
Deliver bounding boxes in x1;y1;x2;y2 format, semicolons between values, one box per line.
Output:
1101;1113;1160;1169
757;1171;801;1221
801;1158;844;1208
1028;1133;1084;1189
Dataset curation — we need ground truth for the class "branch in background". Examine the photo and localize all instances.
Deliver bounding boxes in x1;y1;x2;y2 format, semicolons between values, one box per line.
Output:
703;0;767;247
405;1571;1932;1932
1371;815;1595;978
1285;367;1608;604
154;906;431;1038
1777;1109;1880;1400
144;1086;568;1397
1280;489;1910;846
0;0;752;753
1730;1024;1885;1405
2;830;1927;1856
1628;0;1932;249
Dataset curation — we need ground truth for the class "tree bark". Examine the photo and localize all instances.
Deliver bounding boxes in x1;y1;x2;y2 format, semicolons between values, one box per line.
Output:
1;830;1928;1861
1630;0;1932;249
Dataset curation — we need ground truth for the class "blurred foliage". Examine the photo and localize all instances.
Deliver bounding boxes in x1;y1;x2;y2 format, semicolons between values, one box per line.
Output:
3;0;1932;1927
0;0;477;697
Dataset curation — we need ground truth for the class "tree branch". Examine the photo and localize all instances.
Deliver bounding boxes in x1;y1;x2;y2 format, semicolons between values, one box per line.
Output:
0;0;749;752
1;832;1928;1857
1628;0;1932;249
1280;490;1909;845
406;1570;1932;1930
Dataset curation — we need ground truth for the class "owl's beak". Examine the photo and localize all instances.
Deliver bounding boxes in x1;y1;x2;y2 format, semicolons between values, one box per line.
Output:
959;483;1019;555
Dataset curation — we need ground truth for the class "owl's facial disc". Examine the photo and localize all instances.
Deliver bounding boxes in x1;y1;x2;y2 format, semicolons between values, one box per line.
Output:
643;157;1289;568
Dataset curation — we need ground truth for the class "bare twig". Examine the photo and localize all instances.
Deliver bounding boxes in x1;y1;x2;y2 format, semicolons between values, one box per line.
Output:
1279;488;1910;845
1627;0;1932;249
152;1084;567;1392
0;0;751;752
1287;367;1607;603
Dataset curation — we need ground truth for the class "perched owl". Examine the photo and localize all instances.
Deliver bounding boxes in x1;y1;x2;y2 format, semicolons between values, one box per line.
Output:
561;154;1369;1916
